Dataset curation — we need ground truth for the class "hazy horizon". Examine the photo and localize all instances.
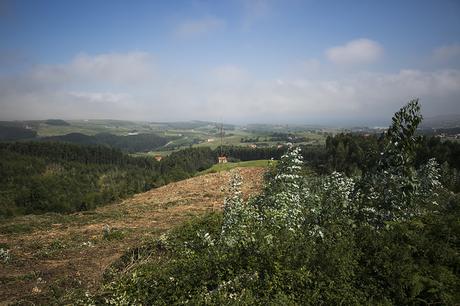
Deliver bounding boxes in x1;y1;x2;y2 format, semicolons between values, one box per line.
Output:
1;0;460;124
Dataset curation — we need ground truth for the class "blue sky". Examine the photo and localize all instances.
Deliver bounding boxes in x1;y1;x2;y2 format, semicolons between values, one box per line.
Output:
1;0;459;124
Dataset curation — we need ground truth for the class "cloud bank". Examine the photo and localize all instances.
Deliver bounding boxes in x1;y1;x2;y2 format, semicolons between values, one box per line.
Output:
1;50;459;125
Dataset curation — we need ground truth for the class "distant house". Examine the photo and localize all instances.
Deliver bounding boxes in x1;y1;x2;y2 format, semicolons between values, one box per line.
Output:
207;138;214;142
218;156;227;164
277;144;283;149
154;155;162;162
249;144;257;148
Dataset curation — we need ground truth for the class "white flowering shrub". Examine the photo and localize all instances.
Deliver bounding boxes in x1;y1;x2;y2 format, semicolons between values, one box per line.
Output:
258;146;305;231
220;171;257;247
417;158;442;199
303;172;357;238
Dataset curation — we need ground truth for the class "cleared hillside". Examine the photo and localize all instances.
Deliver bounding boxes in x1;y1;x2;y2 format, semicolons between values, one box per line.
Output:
0;167;265;305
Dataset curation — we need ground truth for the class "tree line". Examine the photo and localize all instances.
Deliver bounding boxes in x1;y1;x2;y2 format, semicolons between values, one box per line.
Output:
319;133;460;192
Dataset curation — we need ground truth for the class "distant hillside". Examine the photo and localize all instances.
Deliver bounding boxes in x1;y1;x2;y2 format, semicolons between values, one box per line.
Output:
0;142;216;217
420;114;460;128
42;132;170;152
153;120;235;131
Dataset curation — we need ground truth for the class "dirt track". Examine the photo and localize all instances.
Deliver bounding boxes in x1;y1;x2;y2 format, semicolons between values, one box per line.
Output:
0;167;265;305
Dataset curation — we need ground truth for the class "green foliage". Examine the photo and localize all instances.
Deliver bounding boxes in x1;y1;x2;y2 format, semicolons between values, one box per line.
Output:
102;100;459;305
320;119;460;192
358;99;442;225
384;98;423;168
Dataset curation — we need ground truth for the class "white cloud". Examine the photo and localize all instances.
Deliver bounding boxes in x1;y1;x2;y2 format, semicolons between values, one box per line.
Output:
175;17;225;38
433;43;460;62
68;91;131;104
326;38;383;65
69;52;153;84
30;52;154;86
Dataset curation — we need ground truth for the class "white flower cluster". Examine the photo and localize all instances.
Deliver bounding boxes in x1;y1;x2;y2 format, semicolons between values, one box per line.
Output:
417;158;442;198
81;241;94;248
300;171;358;239
273;147;303;183
265;147;305;231
364;156;443;225
322;171;355;204
0;248;11;263
197;230;215;247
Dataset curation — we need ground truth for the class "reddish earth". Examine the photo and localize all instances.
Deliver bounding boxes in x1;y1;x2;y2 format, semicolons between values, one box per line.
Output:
0;167;265;305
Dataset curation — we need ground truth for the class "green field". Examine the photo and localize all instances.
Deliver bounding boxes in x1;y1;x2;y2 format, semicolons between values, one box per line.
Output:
197;159;276;175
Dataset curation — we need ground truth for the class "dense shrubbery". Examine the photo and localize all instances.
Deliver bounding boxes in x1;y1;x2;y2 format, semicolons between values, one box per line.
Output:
0;143;215;217
100;100;459;305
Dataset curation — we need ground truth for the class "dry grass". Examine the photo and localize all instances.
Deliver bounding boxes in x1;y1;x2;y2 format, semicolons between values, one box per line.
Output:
0;167;265;305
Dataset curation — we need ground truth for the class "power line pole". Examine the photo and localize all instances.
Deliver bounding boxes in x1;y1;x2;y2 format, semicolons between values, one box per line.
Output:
220;120;223;157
